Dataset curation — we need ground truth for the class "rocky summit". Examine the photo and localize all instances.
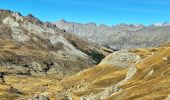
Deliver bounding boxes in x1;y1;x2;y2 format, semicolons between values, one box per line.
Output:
0;9;109;76
0;9;169;100
54;20;170;50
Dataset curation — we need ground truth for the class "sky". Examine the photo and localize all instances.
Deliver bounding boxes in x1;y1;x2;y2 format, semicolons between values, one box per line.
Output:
0;0;170;25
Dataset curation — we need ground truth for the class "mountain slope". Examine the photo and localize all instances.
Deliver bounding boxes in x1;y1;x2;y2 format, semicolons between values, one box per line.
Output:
60;43;170;100
54;20;170;50
0;42;169;99
0;9;170;100
0;9;105;77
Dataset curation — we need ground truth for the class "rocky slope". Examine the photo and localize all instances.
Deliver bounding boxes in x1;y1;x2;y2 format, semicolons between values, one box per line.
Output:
0;9;107;77
0;9;170;100
55;20;170;50
59;42;170;100
0;9;109;99
1;42;169;99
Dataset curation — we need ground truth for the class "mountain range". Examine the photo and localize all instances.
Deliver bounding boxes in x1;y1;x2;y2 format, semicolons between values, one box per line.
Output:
55;20;170;50
0;9;108;77
0;9;169;100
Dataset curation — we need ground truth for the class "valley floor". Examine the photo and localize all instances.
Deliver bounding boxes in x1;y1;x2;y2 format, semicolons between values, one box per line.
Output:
0;43;170;100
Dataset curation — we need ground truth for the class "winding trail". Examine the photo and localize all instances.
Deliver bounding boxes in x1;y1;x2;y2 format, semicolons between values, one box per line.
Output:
80;53;142;100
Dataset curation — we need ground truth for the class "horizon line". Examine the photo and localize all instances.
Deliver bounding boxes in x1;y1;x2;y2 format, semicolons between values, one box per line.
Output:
1;8;169;27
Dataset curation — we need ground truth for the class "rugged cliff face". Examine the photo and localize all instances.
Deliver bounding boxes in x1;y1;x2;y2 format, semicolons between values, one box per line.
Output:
0;10;106;99
0;9;106;77
0;9;170;100
54;20;170;50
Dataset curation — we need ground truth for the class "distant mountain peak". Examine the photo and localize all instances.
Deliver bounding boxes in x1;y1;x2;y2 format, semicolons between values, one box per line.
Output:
88;22;96;25
0;9;11;13
26;13;35;18
26;13;39;20
152;22;170;26
59;18;67;22
54;20;170;50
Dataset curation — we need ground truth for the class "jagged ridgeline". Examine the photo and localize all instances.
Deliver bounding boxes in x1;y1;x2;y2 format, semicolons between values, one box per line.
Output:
0;9;106;77
0;9;170;100
54;20;170;50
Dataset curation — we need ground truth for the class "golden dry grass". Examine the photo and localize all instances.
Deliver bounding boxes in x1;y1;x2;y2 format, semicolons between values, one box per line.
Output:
59;47;170;100
0;39;170;99
0;66;62;99
106;47;170;100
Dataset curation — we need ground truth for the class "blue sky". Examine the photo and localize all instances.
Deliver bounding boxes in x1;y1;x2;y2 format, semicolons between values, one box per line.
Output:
0;0;170;25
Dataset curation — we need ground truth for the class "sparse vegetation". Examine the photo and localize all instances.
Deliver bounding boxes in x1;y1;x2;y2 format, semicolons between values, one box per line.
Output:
0;9;169;100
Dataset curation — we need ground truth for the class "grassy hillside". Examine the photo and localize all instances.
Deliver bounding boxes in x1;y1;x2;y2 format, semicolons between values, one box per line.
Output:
60;45;170;100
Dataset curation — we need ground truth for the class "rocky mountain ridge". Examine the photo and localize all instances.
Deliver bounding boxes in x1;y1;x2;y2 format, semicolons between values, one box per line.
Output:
0;9;107;77
54;20;170;50
0;9;170;100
